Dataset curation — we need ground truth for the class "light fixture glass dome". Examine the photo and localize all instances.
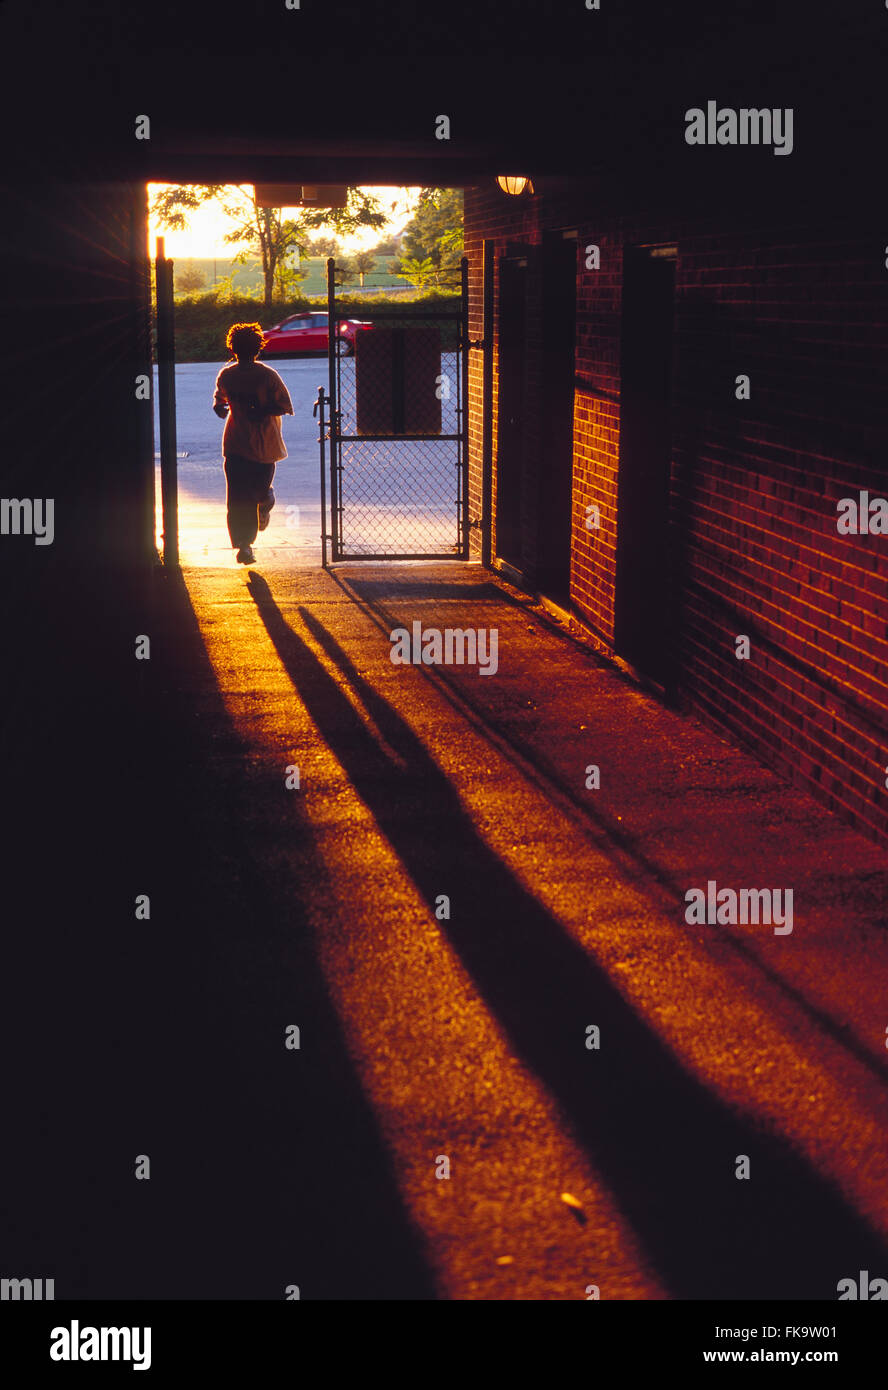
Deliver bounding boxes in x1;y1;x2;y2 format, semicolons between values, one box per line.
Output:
496;176;533;196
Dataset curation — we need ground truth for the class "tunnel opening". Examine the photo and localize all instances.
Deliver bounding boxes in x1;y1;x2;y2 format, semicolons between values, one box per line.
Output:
147;181;469;571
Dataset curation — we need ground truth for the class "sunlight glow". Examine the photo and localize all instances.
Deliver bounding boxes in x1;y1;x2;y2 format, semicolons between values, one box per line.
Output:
147;184;422;260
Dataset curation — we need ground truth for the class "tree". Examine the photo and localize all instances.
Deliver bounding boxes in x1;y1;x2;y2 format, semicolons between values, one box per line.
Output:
150;185;386;309
175;261;207;292
334;255;359;287
370;233;399;257
353;250;377;287
385;257;408;282
212;268;259;305
300;186;387;247
273;247;307;301
398;189;463;287
308;235;339;258
439;224;464;257
396;255;437;289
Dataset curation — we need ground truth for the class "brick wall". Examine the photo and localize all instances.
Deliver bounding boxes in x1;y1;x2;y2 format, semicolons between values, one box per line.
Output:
464;184;888;847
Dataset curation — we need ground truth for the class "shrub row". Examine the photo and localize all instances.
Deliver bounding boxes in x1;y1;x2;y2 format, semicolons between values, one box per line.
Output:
156;291;463;363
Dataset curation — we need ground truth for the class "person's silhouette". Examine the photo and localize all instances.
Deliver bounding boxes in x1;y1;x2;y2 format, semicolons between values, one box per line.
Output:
213;322;293;564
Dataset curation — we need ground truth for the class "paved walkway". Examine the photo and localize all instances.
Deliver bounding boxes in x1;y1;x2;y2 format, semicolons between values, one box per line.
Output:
148;558;888;1300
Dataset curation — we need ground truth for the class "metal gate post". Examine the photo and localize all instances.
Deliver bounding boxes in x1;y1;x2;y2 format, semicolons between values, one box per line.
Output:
326;257;340;560
132;184;156;569
155;236;179;567
460;255;470;558
313;384;329;568
480;239;494;569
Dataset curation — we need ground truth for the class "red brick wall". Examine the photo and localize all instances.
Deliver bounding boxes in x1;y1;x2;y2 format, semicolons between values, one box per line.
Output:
464;185;888;847
572;231;622;647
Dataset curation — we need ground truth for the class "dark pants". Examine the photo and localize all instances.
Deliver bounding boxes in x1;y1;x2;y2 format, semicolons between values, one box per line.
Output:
223;454;275;548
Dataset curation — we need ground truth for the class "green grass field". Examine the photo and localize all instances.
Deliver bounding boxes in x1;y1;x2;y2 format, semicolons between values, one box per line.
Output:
173;256;412;298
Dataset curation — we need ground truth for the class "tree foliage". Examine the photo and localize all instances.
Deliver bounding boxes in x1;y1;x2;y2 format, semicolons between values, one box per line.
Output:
369;233;400;257
352;250;377;286
397;189;463;287
396;255;437;289
150;185;386;308
307;235;339;258
273;246;307;301
175;261;207;292
334;255;358;287
299;186;387;242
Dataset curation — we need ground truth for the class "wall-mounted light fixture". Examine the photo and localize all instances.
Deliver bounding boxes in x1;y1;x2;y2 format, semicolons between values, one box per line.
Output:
496;176;534;196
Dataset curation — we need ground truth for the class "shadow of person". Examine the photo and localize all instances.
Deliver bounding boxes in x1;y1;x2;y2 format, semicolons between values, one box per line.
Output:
247;569;888;1299
124;567;438;1300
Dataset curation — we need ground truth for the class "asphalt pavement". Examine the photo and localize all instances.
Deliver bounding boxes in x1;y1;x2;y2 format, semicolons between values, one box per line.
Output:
154;355;462;567
132;556;888;1300
155;359;327;567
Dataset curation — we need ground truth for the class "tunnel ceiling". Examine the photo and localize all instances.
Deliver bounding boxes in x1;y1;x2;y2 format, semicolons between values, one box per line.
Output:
1;0;884;211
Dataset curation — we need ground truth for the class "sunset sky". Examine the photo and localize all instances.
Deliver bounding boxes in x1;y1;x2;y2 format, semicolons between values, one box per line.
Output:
147;184;423;260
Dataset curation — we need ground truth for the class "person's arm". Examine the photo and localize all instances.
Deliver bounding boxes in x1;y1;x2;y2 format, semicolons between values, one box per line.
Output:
271;381;294;418
212;378;230;419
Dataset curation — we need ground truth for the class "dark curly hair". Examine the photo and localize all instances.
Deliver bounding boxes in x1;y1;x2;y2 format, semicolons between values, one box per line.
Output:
226;322;266;359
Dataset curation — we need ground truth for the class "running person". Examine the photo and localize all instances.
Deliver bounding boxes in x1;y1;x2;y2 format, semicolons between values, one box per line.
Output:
213;322;294;564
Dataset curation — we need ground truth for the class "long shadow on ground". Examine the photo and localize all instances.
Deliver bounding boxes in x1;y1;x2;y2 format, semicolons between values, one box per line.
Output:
247;571;888;1300
113;569;438;1300
338;574;888;1092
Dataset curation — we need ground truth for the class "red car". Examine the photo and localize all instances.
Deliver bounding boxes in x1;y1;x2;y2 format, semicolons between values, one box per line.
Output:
261;311;373;357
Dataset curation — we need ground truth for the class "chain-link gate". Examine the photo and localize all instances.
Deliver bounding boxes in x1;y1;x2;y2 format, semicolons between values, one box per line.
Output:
318;256;469;562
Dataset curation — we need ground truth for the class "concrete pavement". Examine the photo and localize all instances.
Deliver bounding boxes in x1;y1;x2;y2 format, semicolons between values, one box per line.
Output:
154;357;462;568
143;556;888;1299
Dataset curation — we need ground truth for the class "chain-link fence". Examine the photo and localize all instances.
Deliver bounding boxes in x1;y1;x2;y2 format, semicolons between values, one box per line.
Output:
328;264;468;560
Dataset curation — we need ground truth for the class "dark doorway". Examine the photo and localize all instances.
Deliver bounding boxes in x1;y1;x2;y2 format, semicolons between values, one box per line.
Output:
537;231;578;607
614;244;677;687
495;255;528;571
